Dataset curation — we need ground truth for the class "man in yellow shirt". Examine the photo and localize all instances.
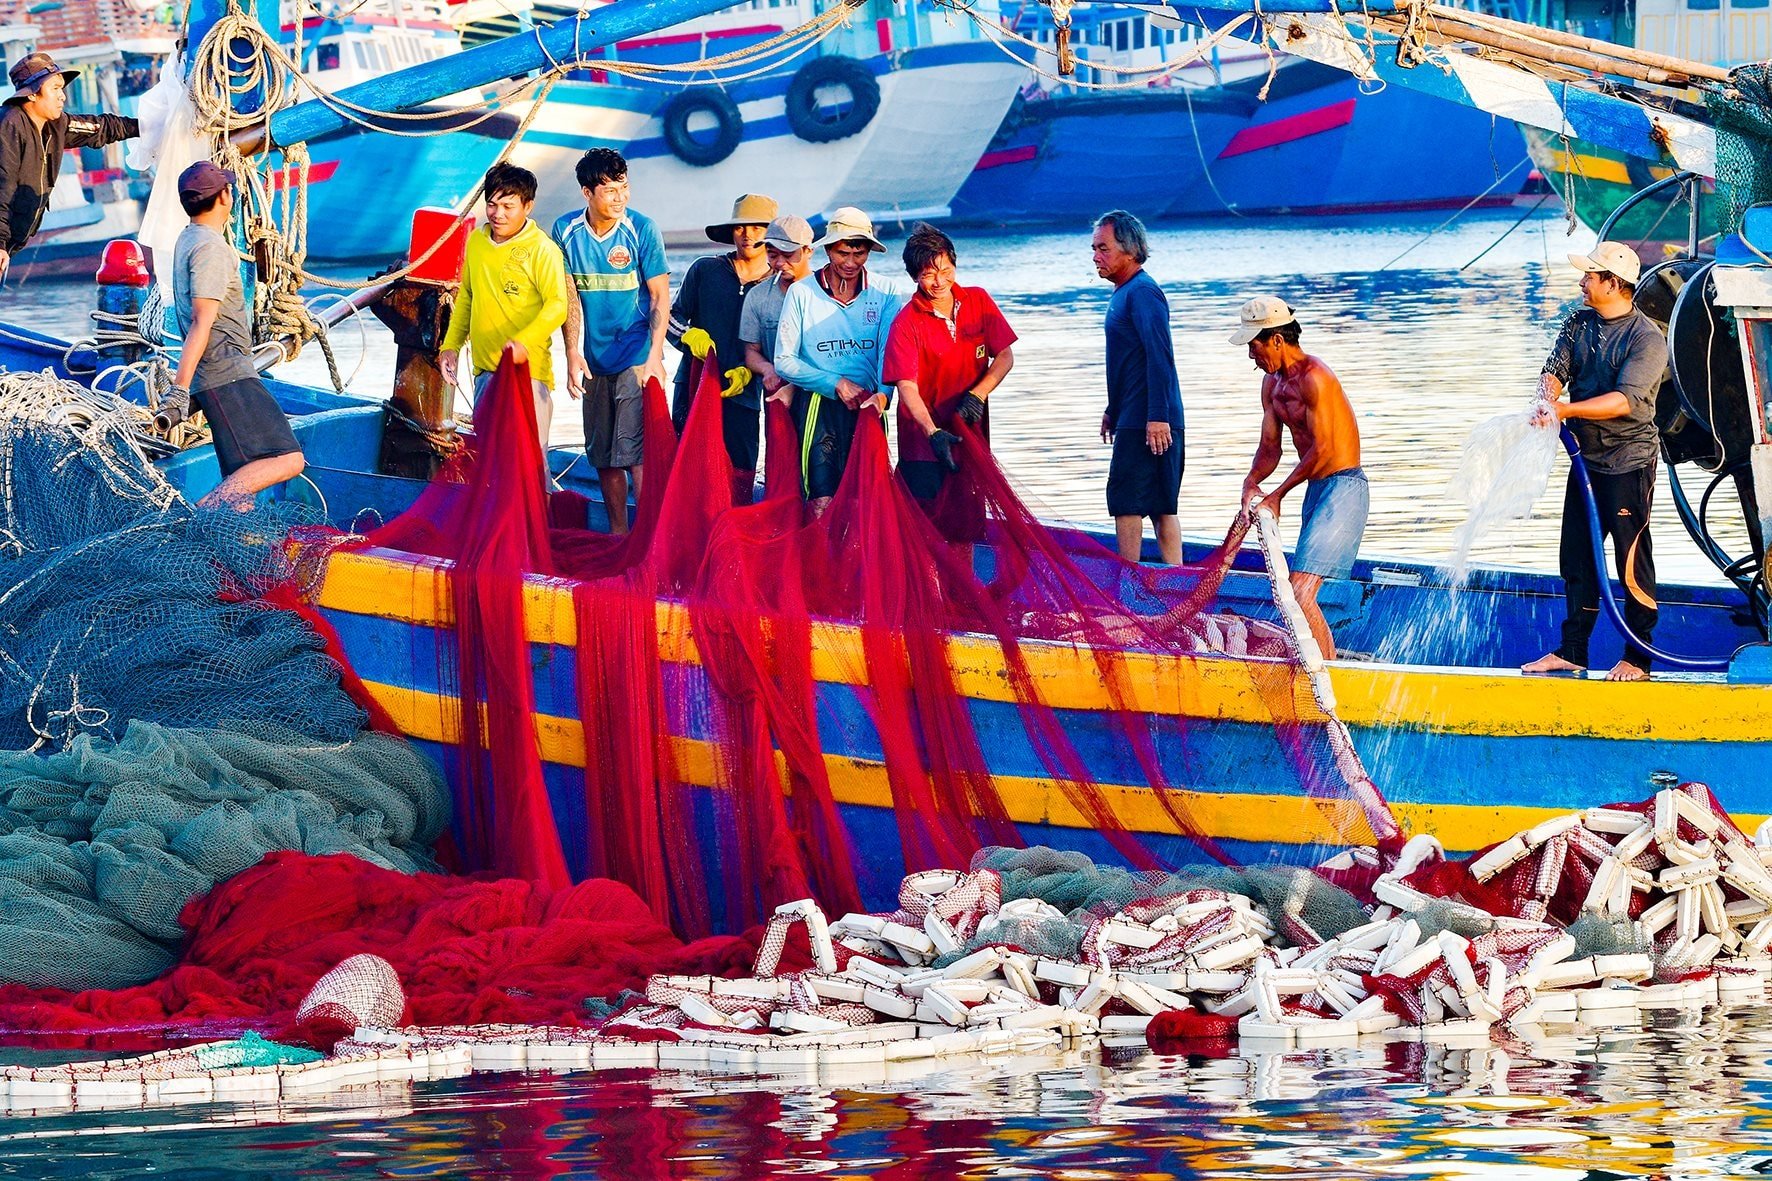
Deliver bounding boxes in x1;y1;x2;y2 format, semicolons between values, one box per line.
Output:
440;163;570;450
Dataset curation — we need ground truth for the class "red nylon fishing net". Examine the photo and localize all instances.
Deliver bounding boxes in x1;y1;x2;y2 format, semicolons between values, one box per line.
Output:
0;851;758;1042
352;355;1391;937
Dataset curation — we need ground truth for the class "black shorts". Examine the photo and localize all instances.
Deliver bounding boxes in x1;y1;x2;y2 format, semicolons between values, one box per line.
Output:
722;399;761;475
792;389;858;501
1106;426;1183;518
194;376;301;477
901;459;987;544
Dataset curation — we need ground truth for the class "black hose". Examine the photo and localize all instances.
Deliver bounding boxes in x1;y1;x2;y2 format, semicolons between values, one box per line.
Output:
1561;428;1737;671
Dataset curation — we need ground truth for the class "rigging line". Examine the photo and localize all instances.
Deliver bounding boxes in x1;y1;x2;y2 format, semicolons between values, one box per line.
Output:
1459;191;1552;271
1376;153;1532;272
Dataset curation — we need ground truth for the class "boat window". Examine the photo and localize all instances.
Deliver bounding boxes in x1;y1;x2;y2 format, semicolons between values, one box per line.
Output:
1116;21;1129;50
1684;0;1720;9
316;40;340;71
351;41;369;69
1733;0;1767;9
1134;20;1145;49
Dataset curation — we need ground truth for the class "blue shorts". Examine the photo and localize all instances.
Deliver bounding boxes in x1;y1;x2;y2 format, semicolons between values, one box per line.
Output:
1294;467;1368;580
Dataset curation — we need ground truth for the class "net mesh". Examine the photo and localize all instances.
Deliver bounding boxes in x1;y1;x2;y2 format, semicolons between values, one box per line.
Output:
0;375;450;993
1706;64;1772;237
353;356;1393;937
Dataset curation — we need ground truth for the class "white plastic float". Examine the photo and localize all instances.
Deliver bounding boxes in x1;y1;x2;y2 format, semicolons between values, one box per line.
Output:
7;782;1772;1111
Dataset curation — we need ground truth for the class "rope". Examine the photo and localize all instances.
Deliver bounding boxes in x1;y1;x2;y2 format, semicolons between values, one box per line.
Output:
938;0;1257;93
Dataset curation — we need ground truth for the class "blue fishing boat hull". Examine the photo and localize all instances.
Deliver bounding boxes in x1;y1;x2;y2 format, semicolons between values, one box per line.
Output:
946;87;1256;226
9;328;1768;912
1169;61;1533;217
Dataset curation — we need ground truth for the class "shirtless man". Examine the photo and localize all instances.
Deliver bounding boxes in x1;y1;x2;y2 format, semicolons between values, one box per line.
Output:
1233;297;1366;659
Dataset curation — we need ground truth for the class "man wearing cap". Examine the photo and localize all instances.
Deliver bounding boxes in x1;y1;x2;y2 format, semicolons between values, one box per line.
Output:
1092;209;1184;564
169;161;304;510
0;52;137;274
773;206;905;516
554;147;669;535
741;213;815;414
1523;241;1668;682
1233;297;1365;660
667;193;777;496
882;221;1016;553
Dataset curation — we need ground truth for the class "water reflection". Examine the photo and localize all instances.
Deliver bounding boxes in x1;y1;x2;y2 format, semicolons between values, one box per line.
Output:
11;1007;1772;1177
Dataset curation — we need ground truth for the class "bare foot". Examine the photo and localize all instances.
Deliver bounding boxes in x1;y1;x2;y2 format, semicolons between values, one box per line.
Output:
1605;660;1649;682
1521;653;1584;674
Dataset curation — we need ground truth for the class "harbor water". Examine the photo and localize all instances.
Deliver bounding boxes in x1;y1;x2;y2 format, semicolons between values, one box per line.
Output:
0;208;1750;586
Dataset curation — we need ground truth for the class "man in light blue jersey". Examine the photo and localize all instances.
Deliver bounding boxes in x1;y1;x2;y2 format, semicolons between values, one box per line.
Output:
773;206;904;516
552;147;669;535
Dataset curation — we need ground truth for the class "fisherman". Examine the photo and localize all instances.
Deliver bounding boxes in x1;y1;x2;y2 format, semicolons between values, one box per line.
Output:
1233;297;1366;660
554;148;669;535
773;206;904;517
438;162;570;450
169;161;305;511
0;52;138;276
667;193;778;492
1092;210;1183;565
881;222;1016;551
740;214;816;412
1522;242;1668;682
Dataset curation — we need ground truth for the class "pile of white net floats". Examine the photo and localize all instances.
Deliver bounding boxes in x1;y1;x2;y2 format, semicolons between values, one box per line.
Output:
8;779;1772;1110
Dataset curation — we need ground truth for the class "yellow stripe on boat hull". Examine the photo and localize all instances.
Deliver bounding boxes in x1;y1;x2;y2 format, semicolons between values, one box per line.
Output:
318;550;1772;744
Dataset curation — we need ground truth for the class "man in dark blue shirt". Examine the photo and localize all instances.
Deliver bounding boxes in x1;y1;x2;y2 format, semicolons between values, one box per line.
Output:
1093;210;1184;563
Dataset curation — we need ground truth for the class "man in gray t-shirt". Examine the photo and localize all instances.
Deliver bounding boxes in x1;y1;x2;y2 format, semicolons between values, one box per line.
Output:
1522;242;1669;681
740;214;815;411
169;161;303;510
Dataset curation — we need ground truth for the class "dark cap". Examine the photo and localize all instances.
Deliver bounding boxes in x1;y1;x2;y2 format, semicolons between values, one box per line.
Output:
5;52;78;105
178;160;236;204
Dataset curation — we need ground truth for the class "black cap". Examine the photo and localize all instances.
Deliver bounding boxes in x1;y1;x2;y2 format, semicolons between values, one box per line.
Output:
178;160;236;204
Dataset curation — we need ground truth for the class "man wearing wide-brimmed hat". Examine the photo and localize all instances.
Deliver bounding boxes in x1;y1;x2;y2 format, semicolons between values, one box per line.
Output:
666;192;778;498
773;206;906;515
1522;241;1668;682
0;52;137;274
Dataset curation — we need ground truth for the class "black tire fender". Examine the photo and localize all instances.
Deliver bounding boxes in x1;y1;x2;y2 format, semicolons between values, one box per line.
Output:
784;55;880;144
660;89;744;167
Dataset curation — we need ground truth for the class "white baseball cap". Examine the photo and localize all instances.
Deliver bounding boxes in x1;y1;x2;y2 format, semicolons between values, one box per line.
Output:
1569;241;1642;285
1229;295;1298;346
763;214;813;251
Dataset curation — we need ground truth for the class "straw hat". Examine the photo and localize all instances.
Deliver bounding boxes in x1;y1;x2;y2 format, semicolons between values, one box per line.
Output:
814;206;885;253
706;194;779;244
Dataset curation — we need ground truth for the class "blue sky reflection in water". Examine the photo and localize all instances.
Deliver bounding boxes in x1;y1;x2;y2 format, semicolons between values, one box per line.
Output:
8;1009;1772;1177
0;207;1750;583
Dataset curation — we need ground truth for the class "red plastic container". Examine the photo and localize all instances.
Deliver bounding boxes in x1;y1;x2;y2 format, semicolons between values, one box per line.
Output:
407;208;475;285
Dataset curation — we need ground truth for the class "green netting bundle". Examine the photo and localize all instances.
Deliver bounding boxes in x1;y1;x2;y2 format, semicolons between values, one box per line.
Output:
0;721;448;989
192;1031;323;1070
1705;64;1772;238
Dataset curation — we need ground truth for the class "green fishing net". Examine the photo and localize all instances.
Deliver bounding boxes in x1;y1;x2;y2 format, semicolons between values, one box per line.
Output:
192;1031;323;1070
1705;64;1772;238
0;375;451;991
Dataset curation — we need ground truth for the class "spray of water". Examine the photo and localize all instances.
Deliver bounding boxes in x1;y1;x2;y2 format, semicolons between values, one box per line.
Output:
1444;404;1561;582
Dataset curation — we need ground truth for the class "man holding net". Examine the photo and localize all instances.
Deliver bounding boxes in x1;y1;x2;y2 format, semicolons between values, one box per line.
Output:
882;222;1016;558
1522;242;1667;682
773;207;904;517
1233;297;1366;661
169;161;305;512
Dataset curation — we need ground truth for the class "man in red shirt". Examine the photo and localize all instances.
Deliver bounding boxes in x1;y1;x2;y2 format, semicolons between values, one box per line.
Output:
882;223;1016;553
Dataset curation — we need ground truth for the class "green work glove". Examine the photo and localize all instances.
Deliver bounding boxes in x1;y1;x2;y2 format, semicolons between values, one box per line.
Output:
721;364;753;399
680;326;714;360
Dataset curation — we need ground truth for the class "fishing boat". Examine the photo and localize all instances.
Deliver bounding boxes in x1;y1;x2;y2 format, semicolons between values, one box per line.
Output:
6;0;1772;910
947;2;1533;228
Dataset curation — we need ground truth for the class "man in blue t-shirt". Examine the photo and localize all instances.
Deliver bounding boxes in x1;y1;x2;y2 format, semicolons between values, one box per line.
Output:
1092;209;1184;565
552;148;669;535
773;206;904;516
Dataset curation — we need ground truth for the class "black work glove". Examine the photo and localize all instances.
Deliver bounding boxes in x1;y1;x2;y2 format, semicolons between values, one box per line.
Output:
956;392;986;425
929;428;962;473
